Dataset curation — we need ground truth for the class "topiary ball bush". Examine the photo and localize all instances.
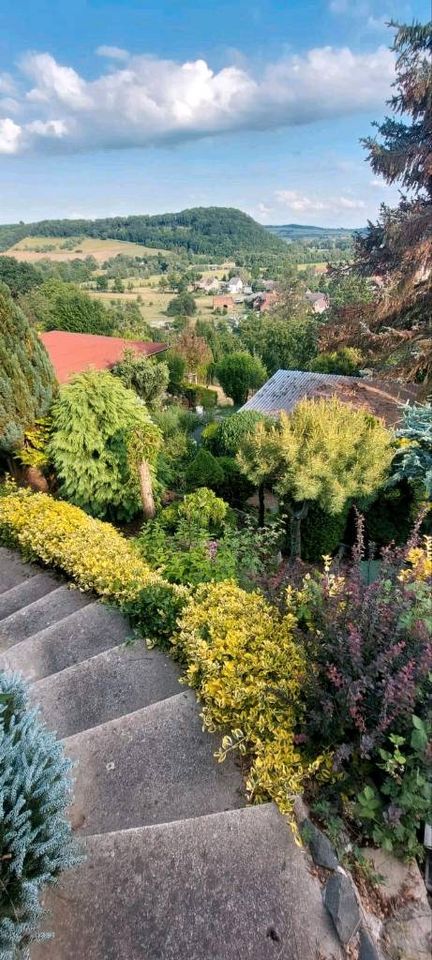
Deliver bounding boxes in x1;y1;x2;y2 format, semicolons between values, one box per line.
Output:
185;448;224;491
0;671;81;959
300;502;349;562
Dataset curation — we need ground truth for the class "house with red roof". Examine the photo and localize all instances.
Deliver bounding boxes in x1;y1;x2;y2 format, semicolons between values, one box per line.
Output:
40;331;167;384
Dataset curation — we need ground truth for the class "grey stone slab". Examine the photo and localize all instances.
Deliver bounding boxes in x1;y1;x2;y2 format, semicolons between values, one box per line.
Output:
32;805;343;960
31;643;182;738
0;573;60;621
64;690;245;835
0;602;133;682
302;818;339;870
359;925;383;960
324;870;361;944
0;585;91;650
0;547;38;594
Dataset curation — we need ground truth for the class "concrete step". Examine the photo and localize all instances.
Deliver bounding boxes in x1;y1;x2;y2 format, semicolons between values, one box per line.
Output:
0;602;133;683
0;572;61;621
0;546;39;595
32;805;342;960
0;585;91;651
31;644;182;738
65;690;245;836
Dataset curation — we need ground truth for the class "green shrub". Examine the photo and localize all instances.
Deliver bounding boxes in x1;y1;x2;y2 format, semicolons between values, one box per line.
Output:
0;672;80;956
215;352;267;405
122;580;188;648
212;456;255;507
185;448;225;490
363;483;417;547
203;411;265;456
310;348;363;376
49;370;161;520
300;502;349;562
182;384;218;409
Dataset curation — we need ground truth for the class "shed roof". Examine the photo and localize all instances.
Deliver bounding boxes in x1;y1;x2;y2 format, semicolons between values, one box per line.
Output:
40;331;167;384
240;369;419;426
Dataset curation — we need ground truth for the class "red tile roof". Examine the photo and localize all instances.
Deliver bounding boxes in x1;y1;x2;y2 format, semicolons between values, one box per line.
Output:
40;331;167;384
213;295;235;309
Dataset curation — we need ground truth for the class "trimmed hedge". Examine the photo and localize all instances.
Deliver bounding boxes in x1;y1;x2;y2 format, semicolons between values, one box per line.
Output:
181;383;218;409
0;672;80;957
0;485;186;642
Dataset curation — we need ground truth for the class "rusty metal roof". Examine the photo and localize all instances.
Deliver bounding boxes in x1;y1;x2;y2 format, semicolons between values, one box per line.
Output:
240;369;419;426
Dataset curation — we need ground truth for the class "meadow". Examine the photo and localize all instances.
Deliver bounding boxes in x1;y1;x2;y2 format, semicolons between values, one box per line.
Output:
2;235;169;263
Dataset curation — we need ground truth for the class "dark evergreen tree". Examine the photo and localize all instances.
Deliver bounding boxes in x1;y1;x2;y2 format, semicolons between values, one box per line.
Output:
0;288;57;456
354;20;432;382
0;256;43;298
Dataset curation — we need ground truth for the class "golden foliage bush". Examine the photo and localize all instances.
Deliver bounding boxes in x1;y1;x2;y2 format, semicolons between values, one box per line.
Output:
176;580;309;808
0;486;185;644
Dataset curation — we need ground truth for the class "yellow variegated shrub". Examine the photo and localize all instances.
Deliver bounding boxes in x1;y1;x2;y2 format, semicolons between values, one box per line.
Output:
0;487;185;642
401;535;432;582
176;580;308;808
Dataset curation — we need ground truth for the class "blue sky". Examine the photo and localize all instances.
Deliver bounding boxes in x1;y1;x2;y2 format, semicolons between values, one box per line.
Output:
0;0;429;226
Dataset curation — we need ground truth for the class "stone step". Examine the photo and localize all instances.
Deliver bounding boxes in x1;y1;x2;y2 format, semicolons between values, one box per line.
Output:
31;643;182;739
64;691;245;836
0;572;61;622
0;546;39;595
0;602;133;683
32;805;342;960
0;585;91;651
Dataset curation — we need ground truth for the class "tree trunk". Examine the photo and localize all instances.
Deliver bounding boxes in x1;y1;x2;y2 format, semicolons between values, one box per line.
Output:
138;460;156;519
258;482;265;528
287;501;310;559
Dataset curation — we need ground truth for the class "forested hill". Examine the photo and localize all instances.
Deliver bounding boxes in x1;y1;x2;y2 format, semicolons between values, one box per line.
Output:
0;208;287;258
266;223;359;242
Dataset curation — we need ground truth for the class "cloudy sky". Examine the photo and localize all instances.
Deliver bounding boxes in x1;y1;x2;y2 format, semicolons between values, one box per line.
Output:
0;0;429;226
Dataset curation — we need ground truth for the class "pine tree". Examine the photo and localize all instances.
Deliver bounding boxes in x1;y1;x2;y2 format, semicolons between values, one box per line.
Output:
237;398;393;555
0;672;81;958
0;289;56;457
354;20;432;381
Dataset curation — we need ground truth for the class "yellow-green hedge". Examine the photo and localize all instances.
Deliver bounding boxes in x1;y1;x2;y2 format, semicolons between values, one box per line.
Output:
0;485;186;639
175;580;313;809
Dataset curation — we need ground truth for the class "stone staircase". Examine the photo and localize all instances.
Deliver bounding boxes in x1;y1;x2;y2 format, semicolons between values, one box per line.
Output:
0;547;342;960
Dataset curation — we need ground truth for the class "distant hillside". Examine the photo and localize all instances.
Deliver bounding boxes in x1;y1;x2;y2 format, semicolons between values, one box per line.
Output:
266;223;363;242
0;208;286;258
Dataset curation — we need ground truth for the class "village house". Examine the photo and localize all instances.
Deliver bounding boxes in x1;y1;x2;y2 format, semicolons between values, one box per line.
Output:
226;276;244;294
252;290;279;312
194;277;221;293
213;295;236;312
240;369;419;427
305;290;329;314
40;331;167;384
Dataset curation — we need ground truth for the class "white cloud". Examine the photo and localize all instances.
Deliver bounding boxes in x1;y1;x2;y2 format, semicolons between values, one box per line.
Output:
0;44;395;156
96;45;130;61
275;189;365;213
370;177;392;189
0;117;23;154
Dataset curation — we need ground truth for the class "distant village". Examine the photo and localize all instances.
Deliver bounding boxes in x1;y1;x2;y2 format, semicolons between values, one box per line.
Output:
194;273;329;318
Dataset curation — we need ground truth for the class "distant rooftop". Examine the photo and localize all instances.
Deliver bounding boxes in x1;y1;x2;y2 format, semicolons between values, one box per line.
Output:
240;369;419;426
40;331;167;384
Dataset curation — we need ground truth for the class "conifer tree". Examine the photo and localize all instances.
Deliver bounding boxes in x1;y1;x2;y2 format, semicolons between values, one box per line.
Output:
0;672;80;957
237;398;393;555
0;288;56;458
354;20;432;381
49;370;162;520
